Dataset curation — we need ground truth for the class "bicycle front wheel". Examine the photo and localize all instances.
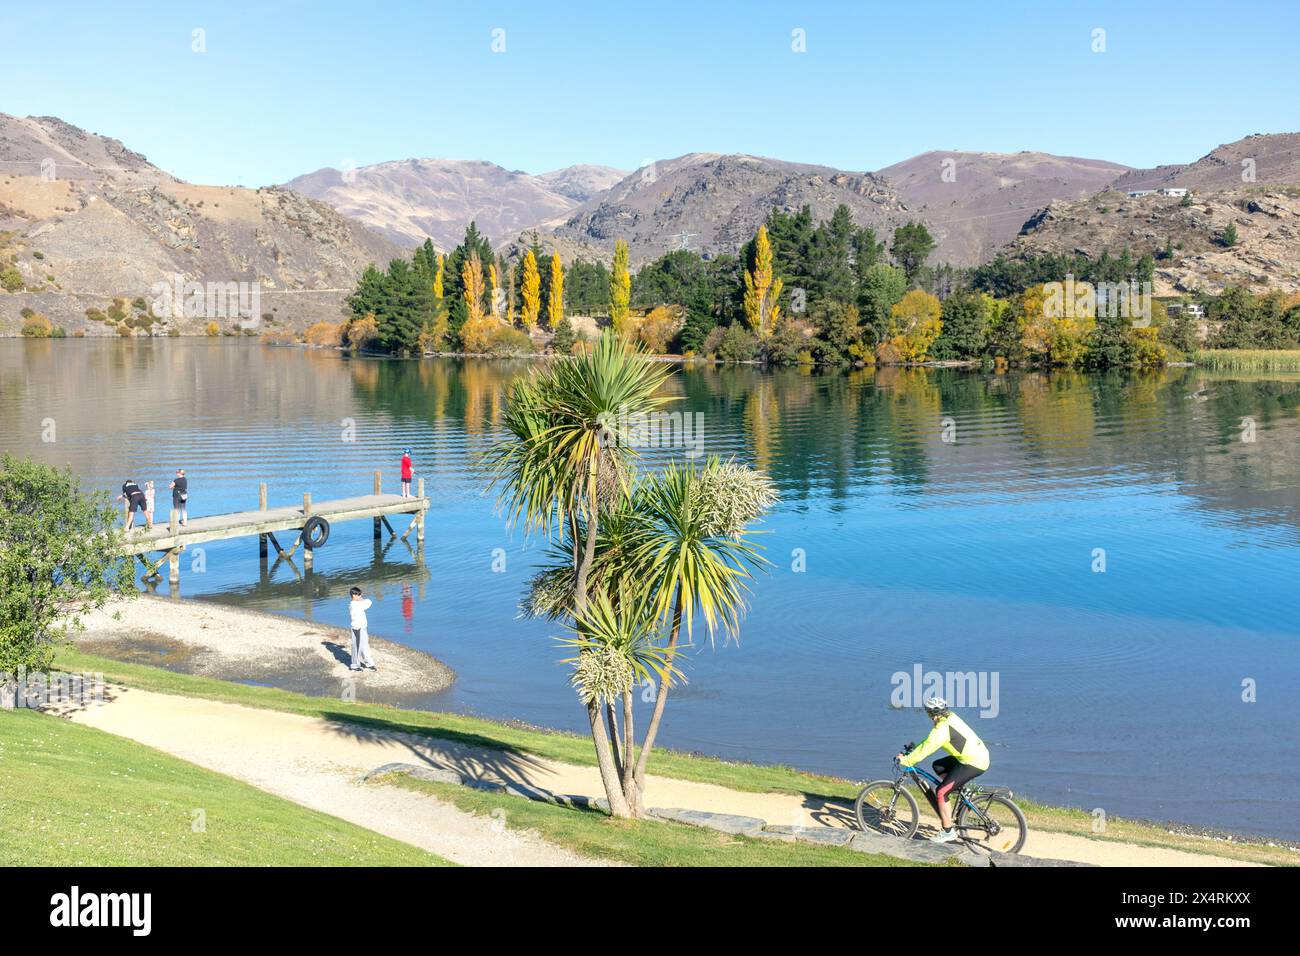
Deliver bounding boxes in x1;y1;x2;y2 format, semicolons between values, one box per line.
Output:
956;793;1027;854
854;780;919;839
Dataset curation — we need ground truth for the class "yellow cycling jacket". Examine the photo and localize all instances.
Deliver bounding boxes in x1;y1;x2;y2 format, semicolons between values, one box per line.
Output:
899;712;990;771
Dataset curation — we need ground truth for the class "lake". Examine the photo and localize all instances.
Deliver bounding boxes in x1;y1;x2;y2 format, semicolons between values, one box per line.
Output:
5;338;1299;838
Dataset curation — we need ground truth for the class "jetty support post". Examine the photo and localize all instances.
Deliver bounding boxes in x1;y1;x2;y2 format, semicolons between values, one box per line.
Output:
416;478;426;545
373;470;382;540
167;510;181;588
258;483;269;560
302;492;314;571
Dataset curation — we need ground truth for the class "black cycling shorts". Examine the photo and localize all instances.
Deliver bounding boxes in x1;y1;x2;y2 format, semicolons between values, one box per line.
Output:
933;755;984;800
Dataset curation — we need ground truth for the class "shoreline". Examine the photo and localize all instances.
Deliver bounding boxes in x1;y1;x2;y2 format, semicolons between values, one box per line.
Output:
68;595;1296;855
73;595;455;710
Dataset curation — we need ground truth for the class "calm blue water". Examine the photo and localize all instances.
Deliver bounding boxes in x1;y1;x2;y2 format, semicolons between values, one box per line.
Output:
6;339;1299;837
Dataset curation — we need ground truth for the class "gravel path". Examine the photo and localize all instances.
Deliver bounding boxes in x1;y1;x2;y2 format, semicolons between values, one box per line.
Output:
64;686;607;867
61;685;1263;868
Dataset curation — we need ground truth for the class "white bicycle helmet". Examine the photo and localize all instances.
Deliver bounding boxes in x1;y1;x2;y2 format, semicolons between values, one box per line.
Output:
923;696;950;716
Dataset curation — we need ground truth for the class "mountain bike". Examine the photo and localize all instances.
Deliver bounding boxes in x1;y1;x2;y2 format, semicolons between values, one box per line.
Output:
854;743;1027;854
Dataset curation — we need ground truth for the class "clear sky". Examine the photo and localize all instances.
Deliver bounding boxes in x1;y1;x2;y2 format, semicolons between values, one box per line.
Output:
3;0;1296;187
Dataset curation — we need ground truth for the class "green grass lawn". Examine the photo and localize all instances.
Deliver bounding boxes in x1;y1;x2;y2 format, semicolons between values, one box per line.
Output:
378;772;921;867
0;708;450;866
56;647;1298;866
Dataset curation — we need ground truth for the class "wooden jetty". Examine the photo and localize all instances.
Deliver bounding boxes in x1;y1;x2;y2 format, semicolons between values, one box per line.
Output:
124;473;428;586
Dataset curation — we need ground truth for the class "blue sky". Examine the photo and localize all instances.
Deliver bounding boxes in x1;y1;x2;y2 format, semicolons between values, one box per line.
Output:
3;0;1296;186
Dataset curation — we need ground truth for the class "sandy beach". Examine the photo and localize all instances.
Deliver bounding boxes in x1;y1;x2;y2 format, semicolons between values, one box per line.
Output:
73;595;455;709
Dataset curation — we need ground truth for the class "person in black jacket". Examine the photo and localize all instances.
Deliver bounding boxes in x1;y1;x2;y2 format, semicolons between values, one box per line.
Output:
169;469;189;526
117;479;148;531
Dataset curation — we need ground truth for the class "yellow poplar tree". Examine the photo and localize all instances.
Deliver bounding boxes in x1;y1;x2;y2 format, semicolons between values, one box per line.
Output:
488;263;501;318
743;225;783;339
547;253;564;329
610;239;631;336
433;253;444;300
521;250;541;331
506;261;517;325
463;252;486;324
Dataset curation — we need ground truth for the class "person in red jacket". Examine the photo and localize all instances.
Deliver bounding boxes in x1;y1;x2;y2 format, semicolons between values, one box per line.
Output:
400;448;414;498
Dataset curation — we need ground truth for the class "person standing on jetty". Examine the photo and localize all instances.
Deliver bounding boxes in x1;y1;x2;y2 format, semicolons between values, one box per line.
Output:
117;479;149;531
144;481;156;528
348;586;376;672
169;469;188;526
400;448;414;498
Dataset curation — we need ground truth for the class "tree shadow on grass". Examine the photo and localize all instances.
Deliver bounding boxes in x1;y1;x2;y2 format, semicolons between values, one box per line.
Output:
318;713;552;787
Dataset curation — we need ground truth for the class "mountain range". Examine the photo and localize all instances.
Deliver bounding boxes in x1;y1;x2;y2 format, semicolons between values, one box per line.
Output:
2;111;1298;337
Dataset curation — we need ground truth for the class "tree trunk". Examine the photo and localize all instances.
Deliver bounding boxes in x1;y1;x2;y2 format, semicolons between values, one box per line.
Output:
572;455;600;616
588;700;631;818
632;591;683;794
620;688;640;815
606;702;624;779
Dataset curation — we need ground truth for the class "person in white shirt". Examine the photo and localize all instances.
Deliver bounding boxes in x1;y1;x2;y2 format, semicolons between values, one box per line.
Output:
348;587;376;671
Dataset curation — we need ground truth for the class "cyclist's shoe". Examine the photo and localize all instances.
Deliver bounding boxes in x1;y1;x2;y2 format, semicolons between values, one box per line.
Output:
930;828;959;844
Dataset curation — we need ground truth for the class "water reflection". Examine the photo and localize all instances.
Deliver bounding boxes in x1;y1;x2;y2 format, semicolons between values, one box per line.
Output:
5;339;1300;835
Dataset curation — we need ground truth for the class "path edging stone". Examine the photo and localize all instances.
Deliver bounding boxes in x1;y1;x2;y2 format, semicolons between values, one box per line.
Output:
362;763;1089;867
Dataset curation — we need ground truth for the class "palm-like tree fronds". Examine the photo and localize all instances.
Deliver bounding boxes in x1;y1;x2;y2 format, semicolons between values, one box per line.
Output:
629;457;776;643
558;586;682;706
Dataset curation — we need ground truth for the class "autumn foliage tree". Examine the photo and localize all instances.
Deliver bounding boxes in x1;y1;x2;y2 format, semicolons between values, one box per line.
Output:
884;289;943;362
462;252;486;324
521;250;541;331
743;225;783;339
488;263;501;319
547;253;565;330
610;239;632;336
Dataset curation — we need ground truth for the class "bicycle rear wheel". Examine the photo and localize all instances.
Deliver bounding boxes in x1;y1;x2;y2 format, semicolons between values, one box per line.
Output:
956;792;1027;854
854;780;920;839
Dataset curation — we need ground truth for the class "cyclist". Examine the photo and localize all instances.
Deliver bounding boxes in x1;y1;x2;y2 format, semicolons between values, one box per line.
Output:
896;696;990;843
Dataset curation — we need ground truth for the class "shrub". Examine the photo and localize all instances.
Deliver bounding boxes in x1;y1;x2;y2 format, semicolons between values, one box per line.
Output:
700;326;725;360
345;314;378;349
84;307;106;323
636;305;678;354
717;324;759;364
551;316;578;355
763;321;809;366
0;454;134;671
117;323;133;337
19;307;33;319
205;321;219;336
305;320;344;347
460;316;533;355
106;299;128;322
31;251;44;260
1;267;23;292
21;314;53;338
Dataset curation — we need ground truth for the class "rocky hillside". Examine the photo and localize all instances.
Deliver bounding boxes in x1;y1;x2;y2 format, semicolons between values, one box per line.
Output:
878;151;1130;264
285;159;626;249
1004;134;1300;294
551;153;911;266
0;113;402;337
1006;187;1300;294
290;148;1139;269
1112;133;1300;192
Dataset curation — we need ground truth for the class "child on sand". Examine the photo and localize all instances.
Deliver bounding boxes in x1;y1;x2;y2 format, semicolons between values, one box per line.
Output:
348;586;376;672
